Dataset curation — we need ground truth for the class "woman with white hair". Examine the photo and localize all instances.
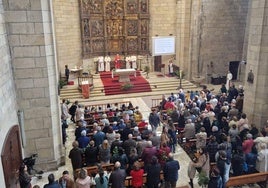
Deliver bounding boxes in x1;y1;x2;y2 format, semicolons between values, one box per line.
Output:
256;143;268;172
77;130;90;149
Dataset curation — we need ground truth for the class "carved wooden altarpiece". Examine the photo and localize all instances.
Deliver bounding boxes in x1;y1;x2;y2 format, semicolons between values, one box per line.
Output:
79;0;150;58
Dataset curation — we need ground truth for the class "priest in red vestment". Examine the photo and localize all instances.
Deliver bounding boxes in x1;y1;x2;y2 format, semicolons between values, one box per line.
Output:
114;54;121;69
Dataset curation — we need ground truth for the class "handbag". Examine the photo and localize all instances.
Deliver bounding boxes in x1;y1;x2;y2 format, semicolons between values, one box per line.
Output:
196;167;202;173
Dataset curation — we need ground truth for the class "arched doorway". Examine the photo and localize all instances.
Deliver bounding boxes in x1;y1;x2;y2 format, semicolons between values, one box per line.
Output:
1;125;22;188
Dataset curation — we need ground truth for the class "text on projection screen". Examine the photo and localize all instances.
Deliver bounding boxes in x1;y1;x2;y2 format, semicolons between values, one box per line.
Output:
153;37;175;56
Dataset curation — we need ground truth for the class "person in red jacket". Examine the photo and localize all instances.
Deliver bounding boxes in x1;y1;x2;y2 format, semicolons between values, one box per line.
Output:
242;133;254;154
130;161;144;188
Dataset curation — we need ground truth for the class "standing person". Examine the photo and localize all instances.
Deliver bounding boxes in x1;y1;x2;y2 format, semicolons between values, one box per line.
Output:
44;173;60;188
226;70;233;91
18;163;32;188
109;161;126;188
231;148;245;176
141;141;158;168
145;156;161;188
157;142;171;168
68;141;83;177
149;108;160;131
98;140;111;165
104;56;111;72
114;54;120;69
168;60;174;76
84;140;99;166
256;143;268;172
163;153;180;188
58;170;75;188
188;147;210;188
217;151;228;188
130;161;144;188
208;167;222;188
69;101;78;123
65;65;70;83
61;99;69;125
75;168;92;188
77;130;90;150
95;169;108;188
93;126;106;147
75;104;84;124
160;126;170;149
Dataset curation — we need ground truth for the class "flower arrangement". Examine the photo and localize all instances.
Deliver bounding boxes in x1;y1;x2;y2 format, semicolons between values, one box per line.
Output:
121;82;133;91
197;171;209;187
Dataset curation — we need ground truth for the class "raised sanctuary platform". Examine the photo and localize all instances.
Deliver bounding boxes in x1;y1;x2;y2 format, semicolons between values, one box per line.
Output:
100;71;151;96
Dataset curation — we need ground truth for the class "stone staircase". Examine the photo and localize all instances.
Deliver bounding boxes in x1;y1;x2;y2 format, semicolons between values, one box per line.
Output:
60;72;198;101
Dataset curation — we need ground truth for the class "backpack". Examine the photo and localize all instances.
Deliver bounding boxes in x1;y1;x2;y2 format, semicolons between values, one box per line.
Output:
69;105;76;115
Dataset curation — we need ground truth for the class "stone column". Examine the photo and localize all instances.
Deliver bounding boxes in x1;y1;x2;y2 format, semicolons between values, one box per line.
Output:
5;0;63;170
243;0;268;128
176;0;193;79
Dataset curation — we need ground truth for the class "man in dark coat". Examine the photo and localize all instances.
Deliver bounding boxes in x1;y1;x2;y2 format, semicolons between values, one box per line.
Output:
109;161;126;188
145;156;161;188
149;108;160;131
68;141;83;175
69;101;78;123
84;140;99;166
65;65;70;83
123;134;136;157
163;153;180;188
43;173;61;188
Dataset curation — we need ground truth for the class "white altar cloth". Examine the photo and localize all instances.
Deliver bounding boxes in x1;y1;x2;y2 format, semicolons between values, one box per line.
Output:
114;69;136;82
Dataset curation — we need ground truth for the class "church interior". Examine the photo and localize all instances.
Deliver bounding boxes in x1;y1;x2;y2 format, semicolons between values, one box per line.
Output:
0;0;268;187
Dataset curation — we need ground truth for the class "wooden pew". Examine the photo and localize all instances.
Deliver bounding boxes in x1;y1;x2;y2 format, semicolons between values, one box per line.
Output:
75;163;115;178
226;172;268;188
86;101;132;113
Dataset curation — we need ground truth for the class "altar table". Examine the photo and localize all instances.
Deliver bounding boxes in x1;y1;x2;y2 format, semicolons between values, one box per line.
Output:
114;69;136;82
70;67;83;78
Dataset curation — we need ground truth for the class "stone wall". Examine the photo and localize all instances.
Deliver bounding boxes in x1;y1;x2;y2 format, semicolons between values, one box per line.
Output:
53;0;82;76
4;0;62;171
149;0;177;72
52;0;178;74
0;0;19;185
243;0;268;127
189;0;249;80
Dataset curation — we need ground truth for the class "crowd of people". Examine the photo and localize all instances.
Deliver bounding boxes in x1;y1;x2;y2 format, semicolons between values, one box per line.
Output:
64;99;181;188
19;80;268;188
159;82;268;188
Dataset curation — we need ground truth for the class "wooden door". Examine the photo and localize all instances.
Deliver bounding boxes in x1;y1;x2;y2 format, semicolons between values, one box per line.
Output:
154;56;162;72
1;125;22;188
